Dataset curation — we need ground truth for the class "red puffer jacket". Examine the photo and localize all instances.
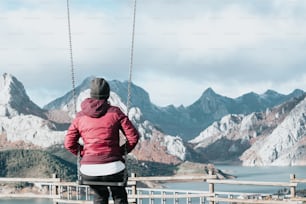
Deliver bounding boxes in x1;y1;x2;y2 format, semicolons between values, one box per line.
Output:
64;98;139;165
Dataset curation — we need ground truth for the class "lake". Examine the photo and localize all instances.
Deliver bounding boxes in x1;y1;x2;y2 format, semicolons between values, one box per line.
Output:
1;165;306;204
165;165;306;193
0;198;53;204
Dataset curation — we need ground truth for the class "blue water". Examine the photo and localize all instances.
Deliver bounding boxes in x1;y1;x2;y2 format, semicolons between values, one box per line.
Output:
165;165;306;194
1;165;306;203
0;198;53;204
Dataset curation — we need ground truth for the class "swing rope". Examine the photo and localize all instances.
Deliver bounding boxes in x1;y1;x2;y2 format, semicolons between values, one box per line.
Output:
66;0;82;184
126;0;137;115
66;0;137;186
66;0;77;114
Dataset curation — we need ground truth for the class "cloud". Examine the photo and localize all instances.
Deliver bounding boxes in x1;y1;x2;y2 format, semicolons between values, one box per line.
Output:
1;0;306;107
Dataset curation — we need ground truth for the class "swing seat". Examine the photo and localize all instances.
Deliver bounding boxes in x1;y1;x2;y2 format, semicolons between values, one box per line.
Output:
79;180;126;187
78;171;128;187
76;144;129;187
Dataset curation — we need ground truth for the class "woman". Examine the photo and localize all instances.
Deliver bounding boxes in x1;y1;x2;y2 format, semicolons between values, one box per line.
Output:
64;77;139;204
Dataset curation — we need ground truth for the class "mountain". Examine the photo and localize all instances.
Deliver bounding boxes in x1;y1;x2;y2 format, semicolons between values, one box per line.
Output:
0;73;65;148
1;73;306;167
45;76;305;141
189;94;306;166
240;95;306;166
0;114;65;148
0;74;191;165
43;77;92;115
42;75;306;166
0;149;77;181
0;73;45;118
184;88;304;140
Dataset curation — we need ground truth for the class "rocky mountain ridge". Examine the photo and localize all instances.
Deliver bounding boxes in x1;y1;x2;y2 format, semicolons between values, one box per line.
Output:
1;73;306;166
189;95;306;166
0;73;45;118
0;73;191;164
44;76;305;141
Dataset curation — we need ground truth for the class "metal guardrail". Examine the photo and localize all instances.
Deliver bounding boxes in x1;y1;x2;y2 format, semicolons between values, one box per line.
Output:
0;173;306;204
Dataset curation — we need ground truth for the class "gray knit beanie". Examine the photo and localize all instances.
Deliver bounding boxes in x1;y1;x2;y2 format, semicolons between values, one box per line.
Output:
90;77;110;100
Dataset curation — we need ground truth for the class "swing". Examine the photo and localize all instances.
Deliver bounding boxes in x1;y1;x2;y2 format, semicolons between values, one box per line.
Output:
66;0;137;187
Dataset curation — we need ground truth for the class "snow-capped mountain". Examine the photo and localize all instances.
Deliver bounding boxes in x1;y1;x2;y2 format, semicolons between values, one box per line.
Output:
240;96;306;166
2;72;306;166
0;73;65;148
45;77;305;141
189;95;306;166
184;88;304;140
0;73;45;118
0;115;64;148
0;73;189;164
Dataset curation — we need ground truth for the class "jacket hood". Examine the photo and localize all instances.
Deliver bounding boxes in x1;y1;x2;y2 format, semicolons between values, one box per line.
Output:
80;98;110;118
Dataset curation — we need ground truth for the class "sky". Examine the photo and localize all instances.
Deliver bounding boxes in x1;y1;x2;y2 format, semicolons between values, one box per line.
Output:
1;0;306;107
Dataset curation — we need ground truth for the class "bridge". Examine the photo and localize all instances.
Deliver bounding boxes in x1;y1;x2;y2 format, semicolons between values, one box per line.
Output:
0;173;306;204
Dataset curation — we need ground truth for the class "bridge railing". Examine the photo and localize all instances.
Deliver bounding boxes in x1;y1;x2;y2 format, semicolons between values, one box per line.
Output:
0;174;60;199
0;173;306;204
206;174;306;204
